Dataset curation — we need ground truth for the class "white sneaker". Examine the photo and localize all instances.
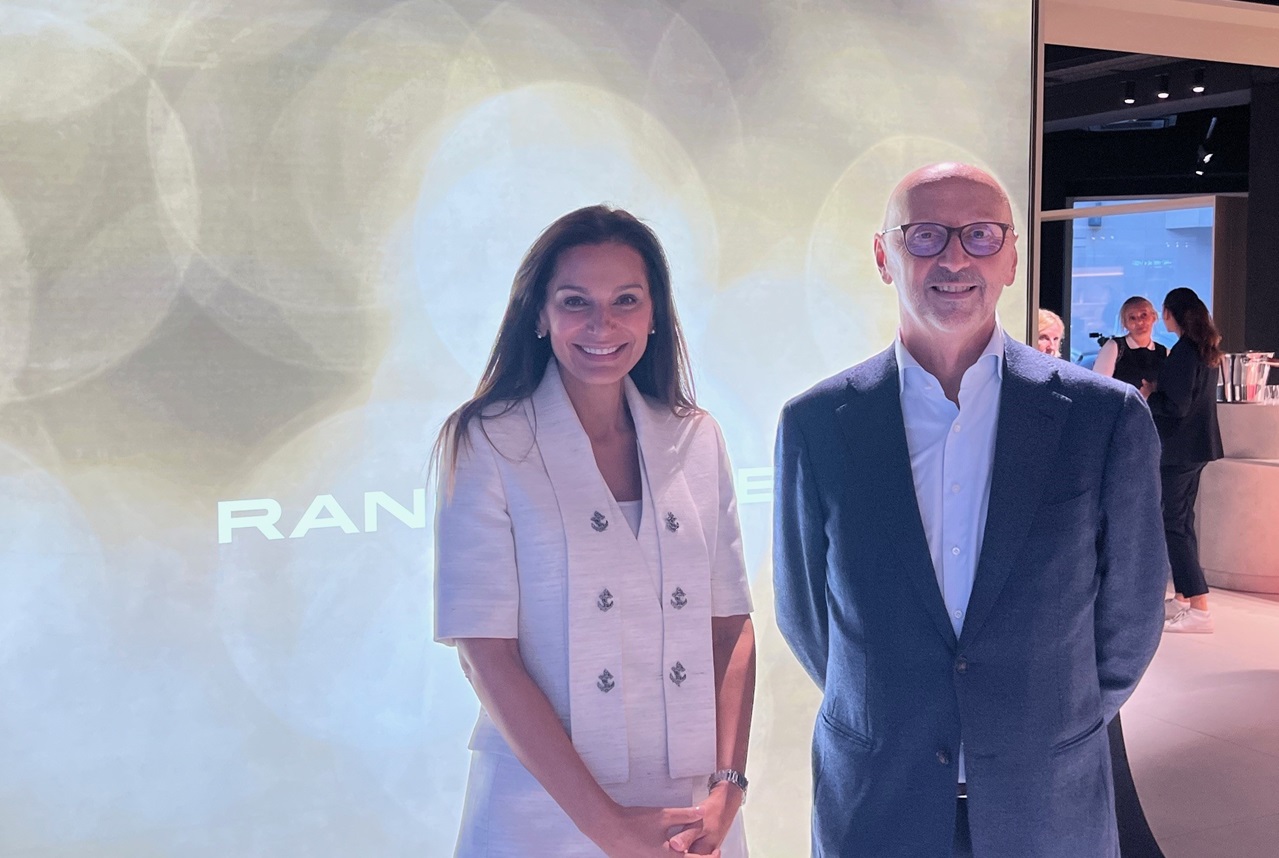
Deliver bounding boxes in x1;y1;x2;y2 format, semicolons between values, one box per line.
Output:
1164;607;1214;634
1164;598;1191;620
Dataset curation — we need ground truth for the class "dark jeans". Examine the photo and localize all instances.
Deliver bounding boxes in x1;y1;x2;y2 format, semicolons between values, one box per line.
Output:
953;797;972;857
1160;462;1210;599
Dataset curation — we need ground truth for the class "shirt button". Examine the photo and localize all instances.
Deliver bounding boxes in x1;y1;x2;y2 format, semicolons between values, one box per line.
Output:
953;424;962;433
951;483;961;493
955;657;968;674
953;609;964;620
937;750;951;765
951;546;961;556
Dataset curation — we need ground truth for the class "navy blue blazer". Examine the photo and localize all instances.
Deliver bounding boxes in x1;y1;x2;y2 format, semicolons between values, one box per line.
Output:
773;337;1168;857
1147;336;1224;466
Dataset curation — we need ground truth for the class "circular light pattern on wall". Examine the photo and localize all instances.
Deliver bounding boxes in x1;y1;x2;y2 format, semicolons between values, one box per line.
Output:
412;81;719;378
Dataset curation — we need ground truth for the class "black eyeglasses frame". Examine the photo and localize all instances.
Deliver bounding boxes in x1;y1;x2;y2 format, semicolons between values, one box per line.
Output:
881;221;1015;258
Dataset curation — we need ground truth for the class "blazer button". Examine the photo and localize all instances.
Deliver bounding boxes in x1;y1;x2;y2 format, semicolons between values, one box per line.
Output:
937;750;951;765
669;586;688;609
668;661;687;686
955;657;968;674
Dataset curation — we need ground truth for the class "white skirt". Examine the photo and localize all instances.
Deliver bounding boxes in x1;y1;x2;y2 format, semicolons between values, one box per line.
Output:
453;750;748;857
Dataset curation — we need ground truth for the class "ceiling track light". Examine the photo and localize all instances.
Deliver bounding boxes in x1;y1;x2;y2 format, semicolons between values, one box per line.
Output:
1123;80;1136;105
1193;67;1206;94
1157;74;1170;99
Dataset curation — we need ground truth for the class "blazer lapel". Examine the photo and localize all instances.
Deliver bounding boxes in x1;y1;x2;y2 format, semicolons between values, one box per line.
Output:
625;381;717;779
836;349;958;650
527;361;636;785
959;340;1071;646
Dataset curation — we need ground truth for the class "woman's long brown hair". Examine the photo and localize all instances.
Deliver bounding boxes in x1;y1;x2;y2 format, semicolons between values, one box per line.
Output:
431;205;697;480
1163;287;1223;368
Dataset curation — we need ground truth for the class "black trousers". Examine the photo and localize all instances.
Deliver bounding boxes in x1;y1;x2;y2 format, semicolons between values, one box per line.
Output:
953;797;972;857
1160;462;1210;599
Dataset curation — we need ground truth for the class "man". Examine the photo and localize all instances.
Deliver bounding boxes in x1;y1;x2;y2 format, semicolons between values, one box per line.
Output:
773;163;1167;857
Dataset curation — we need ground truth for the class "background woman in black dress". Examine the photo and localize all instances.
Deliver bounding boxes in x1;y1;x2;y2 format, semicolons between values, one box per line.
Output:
1094;295;1167;389
1140;287;1224;634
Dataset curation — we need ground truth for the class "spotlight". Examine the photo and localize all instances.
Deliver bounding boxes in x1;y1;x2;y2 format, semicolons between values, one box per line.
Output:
1157;74;1170;99
1193;67;1206;94
1195;170;1205;176
1203;152;1213;164
1123;80;1136;105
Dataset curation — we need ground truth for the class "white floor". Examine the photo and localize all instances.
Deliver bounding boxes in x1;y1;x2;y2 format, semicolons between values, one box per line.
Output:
1122;588;1279;857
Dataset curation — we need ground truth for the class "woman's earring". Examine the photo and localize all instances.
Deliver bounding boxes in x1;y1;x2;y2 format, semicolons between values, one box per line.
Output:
535;326;547;339
649;327;656;335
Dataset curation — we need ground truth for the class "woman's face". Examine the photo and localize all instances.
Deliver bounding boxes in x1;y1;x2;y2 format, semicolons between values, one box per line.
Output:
1123;303;1156;337
539;241;654;393
1162;306;1179;336
1037;322;1063;357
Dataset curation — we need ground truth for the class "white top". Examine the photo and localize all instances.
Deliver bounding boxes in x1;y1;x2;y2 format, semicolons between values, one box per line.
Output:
894;323;1004;782
618;499;643;537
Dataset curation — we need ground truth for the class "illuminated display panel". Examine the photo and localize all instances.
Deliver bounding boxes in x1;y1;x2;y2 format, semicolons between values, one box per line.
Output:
0;2;1033;854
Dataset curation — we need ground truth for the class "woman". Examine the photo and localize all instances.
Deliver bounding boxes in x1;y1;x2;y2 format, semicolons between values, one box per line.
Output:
433;205;755;857
1036;308;1064;358
1094;296;1167;389
1141;287;1224;634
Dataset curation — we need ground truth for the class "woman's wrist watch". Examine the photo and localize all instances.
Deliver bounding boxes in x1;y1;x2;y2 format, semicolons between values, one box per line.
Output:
707;768;748;802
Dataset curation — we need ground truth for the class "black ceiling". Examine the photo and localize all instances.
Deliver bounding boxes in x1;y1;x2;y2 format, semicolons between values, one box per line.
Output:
1042;46;1274;133
1040;42;1279;206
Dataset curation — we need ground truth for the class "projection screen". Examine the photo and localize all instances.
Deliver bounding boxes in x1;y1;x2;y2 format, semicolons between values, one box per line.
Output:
0;1;1034;854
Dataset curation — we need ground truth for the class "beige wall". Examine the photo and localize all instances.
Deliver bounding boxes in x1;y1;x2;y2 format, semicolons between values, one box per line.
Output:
1042;0;1279;66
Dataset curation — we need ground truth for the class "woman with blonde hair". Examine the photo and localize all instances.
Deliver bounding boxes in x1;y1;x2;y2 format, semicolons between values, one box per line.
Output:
1094;296;1167;389
433;205;755;856
1036;308;1064;358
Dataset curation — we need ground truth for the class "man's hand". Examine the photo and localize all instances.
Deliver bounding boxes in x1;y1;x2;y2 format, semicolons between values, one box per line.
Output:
665;783;743;855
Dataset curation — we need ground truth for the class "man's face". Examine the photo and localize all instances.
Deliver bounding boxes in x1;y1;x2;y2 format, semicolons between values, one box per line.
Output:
874;176;1018;347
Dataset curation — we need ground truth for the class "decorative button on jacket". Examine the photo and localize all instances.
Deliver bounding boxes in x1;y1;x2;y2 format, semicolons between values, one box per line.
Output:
669;661;687;686
670;586;688;610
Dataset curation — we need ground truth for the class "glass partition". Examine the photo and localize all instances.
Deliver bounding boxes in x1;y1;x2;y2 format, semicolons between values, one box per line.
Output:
1064;199;1215;365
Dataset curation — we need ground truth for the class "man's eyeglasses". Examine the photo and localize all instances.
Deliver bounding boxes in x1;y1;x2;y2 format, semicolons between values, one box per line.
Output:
882;222;1014;258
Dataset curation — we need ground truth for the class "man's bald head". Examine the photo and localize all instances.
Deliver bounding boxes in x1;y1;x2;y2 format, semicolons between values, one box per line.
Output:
882;163;1013;232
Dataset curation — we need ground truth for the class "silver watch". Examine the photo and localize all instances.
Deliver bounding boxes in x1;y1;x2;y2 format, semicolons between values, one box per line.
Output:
707;768;748;801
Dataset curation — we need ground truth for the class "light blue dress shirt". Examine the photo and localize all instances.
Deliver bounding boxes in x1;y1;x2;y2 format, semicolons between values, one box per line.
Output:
893;323;1005;783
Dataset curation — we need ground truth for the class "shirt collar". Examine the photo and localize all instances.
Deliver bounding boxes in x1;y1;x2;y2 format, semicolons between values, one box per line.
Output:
894;317;1006;392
